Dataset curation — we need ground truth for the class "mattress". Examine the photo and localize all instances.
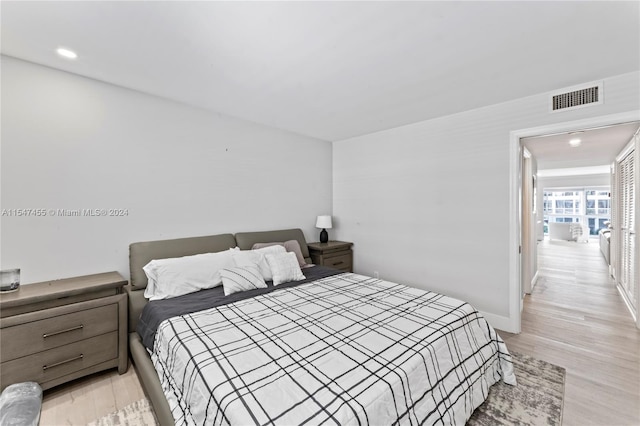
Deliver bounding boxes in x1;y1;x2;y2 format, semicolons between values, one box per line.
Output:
145;269;516;425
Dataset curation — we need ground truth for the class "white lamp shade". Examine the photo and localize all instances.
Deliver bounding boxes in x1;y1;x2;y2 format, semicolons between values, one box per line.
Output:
315;215;332;229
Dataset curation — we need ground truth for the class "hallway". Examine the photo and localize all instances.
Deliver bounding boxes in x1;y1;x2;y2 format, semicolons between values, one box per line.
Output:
500;239;639;425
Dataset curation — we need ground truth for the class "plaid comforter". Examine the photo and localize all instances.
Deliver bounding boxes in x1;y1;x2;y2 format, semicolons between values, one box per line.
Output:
152;273;516;425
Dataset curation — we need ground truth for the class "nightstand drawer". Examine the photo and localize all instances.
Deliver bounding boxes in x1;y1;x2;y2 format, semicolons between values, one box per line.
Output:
308;241;354;273
0;332;118;386
1;303;118;362
324;253;352;271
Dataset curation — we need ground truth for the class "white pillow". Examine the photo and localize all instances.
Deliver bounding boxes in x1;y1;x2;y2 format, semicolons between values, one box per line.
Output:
232;245;286;281
253;244;286;256
265;252;306;286
143;249;235;300
220;265;267;296
251;241;308;267
231;250;272;281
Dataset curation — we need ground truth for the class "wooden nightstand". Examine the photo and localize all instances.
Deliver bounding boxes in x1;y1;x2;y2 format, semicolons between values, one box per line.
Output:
0;272;128;392
308;241;353;273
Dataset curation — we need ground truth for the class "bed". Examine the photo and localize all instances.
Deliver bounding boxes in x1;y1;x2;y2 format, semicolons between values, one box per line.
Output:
125;228;516;425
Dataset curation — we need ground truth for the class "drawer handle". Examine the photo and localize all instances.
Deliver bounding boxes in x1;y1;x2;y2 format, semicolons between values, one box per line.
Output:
43;354;84;371
43;324;84;339
332;261;344;266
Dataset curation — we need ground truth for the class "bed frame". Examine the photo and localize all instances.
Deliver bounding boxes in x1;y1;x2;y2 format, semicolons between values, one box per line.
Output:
125;229;312;426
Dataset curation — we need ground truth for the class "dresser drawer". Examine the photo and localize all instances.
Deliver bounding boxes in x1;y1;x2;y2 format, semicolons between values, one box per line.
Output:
0;332;118;386
1;303;118;362
0;273;128;393
324;253;352;271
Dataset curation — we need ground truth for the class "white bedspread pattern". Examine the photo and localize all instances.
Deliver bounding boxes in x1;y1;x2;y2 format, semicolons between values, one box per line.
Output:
152;273;516;425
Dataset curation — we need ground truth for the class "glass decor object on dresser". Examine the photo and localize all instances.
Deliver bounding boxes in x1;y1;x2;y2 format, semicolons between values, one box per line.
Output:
0;269;20;292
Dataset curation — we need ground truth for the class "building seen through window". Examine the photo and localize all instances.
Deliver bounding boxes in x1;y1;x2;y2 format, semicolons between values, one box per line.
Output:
543;188;610;235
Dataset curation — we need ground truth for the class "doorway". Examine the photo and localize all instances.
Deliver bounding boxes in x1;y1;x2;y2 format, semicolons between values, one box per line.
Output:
508;111;640;333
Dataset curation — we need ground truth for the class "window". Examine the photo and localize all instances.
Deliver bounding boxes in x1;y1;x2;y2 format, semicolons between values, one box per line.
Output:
543;187;610;235
555;217;578;223
598;200;610;215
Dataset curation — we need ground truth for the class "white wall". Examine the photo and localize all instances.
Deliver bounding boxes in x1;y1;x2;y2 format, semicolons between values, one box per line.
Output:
333;71;639;327
0;56;332;284
539;173;610;189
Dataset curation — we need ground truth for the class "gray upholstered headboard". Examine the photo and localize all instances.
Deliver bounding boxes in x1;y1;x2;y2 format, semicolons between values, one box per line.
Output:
126;233;236;332
126;228;310;332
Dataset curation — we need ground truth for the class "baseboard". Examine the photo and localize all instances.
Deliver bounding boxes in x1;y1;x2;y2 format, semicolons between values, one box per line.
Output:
479;311;517;334
616;283;637;323
530;271;539;292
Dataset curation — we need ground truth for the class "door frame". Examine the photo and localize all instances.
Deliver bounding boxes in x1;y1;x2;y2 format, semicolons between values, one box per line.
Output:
521;147;534;296
508;110;640;333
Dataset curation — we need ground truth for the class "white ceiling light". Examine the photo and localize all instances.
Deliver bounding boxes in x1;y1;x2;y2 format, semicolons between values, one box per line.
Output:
56;47;77;59
569;138;582;147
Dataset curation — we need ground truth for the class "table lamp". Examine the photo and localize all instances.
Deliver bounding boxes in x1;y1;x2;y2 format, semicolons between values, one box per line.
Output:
315;215;332;243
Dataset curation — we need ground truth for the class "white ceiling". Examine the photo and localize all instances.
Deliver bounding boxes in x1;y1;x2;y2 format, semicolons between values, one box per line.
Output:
1;1;639;141
522;121;640;170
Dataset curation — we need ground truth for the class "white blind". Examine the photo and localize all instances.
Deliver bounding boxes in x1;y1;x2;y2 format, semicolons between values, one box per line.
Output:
619;147;635;304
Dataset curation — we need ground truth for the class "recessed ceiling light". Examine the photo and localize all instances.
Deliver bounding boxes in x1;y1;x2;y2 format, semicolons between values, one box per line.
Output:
56;47;78;60
569;138;582;147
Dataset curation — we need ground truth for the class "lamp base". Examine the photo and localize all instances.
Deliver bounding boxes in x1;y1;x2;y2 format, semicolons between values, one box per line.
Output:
319;229;328;243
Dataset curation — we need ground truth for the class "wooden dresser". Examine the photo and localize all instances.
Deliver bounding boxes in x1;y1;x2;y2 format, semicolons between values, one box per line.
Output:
307;241;353;273
0;272;128;392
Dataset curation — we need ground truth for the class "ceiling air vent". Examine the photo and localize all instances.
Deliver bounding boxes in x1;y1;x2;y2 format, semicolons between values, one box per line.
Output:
549;81;603;113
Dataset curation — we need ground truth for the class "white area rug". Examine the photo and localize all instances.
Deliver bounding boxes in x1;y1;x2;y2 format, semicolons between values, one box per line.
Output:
86;398;157;426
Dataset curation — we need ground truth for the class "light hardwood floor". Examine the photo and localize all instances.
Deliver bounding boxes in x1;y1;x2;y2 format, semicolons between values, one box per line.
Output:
500;238;640;426
40;364;145;425
40;238;639;425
